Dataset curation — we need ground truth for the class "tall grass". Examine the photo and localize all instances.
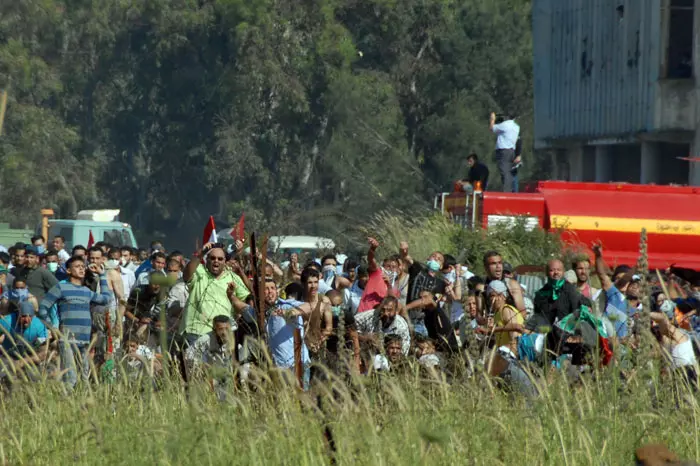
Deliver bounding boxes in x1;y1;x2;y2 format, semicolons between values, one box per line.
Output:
0;362;698;465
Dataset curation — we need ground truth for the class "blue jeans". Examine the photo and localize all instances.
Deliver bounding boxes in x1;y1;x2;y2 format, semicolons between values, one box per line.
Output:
511;170;519;193
59;341;91;389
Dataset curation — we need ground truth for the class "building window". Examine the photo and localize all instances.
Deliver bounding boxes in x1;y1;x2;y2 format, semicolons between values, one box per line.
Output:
665;0;694;78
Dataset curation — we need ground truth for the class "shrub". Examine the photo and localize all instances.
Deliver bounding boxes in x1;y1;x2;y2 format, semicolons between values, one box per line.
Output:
366;211;565;274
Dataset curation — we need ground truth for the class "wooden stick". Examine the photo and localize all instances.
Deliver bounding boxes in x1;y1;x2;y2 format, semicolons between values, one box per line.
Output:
105;310;113;356
293;327;303;389
655;269;671;301
257;235;269;341
250;233;265;339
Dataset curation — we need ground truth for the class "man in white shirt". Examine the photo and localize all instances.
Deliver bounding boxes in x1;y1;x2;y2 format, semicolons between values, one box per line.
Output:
52;235;71;263
489;112;520;193
120;246;139;273
119;262;136;299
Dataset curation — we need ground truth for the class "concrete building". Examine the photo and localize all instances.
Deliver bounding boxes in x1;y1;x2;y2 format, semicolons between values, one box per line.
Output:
533;0;700;185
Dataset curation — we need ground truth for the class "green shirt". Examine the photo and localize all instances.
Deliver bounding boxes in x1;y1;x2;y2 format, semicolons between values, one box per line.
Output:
180;264;250;336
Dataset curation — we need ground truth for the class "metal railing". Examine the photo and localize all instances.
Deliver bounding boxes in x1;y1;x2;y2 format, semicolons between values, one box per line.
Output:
434;182;483;230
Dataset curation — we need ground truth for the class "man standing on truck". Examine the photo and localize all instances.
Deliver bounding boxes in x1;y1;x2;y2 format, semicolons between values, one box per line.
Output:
489;112;520;193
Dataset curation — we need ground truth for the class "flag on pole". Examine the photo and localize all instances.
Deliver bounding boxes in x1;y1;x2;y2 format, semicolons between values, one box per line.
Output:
202;216;218;245
230;213;245;242
87;230;95;249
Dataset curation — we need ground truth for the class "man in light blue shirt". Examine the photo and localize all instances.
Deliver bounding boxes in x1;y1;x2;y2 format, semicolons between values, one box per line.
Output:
489;112;520;193
228;278;311;389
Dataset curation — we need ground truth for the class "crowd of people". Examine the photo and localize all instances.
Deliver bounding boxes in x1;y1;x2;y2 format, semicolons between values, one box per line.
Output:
0;231;699;398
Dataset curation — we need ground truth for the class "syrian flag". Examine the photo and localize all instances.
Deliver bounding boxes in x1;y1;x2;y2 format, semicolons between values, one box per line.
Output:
230;213;245;242
202;216;218;245
87;230;95;248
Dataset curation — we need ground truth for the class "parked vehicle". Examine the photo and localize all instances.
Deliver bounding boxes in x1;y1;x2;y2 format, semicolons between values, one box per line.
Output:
268;235;335;255
0;223;33;247
436;181;700;270
38;209;137;250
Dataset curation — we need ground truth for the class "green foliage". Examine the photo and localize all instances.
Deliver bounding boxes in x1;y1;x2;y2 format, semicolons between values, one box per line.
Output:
0;0;539;246
367;211;563;273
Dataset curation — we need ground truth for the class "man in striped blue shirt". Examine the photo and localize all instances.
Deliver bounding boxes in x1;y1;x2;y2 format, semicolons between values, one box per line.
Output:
39;257;112;388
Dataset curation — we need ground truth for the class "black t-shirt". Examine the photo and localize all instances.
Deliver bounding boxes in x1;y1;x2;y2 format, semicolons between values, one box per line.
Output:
424;307;459;354
527;281;582;331
465;163;489;190
407;262;446;324
407;262;446;304
126;286;161;320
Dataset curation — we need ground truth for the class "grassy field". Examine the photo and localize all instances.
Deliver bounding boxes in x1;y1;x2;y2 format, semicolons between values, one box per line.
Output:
1;360;698;466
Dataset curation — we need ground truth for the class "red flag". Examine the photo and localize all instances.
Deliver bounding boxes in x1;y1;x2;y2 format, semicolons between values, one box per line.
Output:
230;214;245;242
87;230;95;248
202;216;218;245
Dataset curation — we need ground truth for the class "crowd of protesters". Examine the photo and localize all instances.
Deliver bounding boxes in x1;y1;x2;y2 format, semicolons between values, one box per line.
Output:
0;231;699;398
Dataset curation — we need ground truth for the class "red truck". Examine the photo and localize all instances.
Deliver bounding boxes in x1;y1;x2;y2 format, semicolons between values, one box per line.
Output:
438;181;700;270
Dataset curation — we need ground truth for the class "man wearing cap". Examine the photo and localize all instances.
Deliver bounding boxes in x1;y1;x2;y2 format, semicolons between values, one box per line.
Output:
23;246;58;302
0;301;51;373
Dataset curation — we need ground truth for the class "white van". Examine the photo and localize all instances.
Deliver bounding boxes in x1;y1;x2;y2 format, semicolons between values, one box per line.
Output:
267;236;335;254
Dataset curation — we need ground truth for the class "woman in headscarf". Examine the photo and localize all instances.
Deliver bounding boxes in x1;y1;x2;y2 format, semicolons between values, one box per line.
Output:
483;280;539;396
484;280;525;374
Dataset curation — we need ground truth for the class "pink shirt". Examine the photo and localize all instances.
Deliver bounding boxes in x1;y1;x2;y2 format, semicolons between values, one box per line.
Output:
357;268;388;313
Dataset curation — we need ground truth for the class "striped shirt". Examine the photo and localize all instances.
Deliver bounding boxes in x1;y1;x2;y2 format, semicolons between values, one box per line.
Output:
38;275;112;345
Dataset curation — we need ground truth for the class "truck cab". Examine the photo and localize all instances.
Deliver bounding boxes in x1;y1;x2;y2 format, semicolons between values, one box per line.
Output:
39;210;137;250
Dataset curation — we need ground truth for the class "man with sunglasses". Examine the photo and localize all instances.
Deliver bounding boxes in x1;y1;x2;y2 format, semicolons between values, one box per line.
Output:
179;242;250;347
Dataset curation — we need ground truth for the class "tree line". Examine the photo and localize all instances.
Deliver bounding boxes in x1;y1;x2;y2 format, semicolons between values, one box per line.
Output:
0;0;540;249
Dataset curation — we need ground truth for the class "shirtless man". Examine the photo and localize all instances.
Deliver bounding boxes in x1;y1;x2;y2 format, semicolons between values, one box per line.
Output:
88;246;125;342
298;268;333;357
